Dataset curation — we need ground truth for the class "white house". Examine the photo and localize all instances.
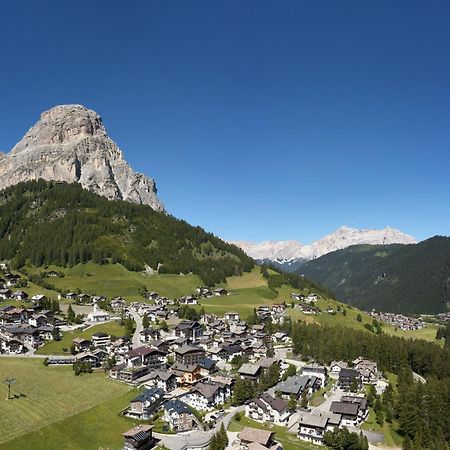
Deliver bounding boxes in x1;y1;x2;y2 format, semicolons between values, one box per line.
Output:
302;365;327;388
87;304;110;323
330;361;348;375
296;411;341;445
246;393;291;425
180;381;231;411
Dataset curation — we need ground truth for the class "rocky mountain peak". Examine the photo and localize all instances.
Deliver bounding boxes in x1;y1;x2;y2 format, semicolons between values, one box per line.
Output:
0;105;164;211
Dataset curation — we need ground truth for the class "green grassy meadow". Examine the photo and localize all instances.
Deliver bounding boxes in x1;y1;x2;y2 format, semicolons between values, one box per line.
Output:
35;320;127;355
0;388;138;450
24;262;203;300
0;359;131;445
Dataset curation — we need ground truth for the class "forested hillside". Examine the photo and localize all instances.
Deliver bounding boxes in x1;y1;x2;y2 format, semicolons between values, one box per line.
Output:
0;180;254;285
300;238;450;314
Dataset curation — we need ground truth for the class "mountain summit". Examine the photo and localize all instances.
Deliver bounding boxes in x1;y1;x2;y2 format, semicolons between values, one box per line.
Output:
231;226;417;271
0;104;164;210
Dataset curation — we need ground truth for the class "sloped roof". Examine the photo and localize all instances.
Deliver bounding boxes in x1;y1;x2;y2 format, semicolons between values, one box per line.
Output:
239;427;273;445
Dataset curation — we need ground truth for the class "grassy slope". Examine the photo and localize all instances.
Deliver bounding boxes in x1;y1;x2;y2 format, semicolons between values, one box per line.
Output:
0;359;131;445
35;321;127;355
0;389;138;450
24;262;203;300
13;263;441;344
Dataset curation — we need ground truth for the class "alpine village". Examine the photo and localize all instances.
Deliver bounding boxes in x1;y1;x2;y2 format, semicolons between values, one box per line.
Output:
0;104;448;450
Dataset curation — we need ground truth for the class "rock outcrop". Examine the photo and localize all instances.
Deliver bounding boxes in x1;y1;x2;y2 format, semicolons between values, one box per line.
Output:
0;104;164;211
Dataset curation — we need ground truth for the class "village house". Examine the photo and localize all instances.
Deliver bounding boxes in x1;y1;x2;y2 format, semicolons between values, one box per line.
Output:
339;368;362;391
0;338;25;354
111;297;126;313
126;346;167;370
352;357;379;384
0;289;12;300
122;424;156;450
31;294;47;304
126;387;164;420
174;345;205;366
224;311;240;322
180;380;231;411
294;411;342;445
144;370;177;392
163;399;194;432
174;320;202;342
329;395;368;426
272;331;290;344
75;351;101;367
239;427;278;450
330;361;348;375
72;337;92;352
4;273;20;287
275;374;321;399
246;392;291;425
213;288;228;296
170;363;202;385
146;291;159;301
238;363;262;381
196;287;212;297
180;295;197;305
302;364;327;388
108;337;131;357
12;290;29;301
139;327;161;343
28;314;48;328
91;332;111;348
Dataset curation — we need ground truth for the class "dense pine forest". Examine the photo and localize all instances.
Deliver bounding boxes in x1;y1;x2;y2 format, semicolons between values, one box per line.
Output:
0;180;254;285
300;238;450;314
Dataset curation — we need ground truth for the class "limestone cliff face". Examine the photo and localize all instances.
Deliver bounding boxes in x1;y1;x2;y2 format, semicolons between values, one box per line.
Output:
0;104;164;211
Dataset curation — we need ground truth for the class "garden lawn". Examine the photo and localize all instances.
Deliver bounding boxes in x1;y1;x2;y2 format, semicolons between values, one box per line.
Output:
35;320;126;355
0;359;131;445
228;416;321;450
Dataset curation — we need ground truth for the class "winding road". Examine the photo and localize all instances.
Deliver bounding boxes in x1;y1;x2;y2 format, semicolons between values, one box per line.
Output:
130;308;143;349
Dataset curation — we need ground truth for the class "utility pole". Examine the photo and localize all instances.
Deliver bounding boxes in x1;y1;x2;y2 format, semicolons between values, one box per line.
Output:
4;377;16;400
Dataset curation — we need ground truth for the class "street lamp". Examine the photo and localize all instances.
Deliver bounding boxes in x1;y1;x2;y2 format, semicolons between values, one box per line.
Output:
4;378;16;400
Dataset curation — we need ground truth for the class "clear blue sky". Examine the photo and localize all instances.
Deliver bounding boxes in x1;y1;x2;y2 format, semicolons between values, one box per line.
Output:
1;1;449;243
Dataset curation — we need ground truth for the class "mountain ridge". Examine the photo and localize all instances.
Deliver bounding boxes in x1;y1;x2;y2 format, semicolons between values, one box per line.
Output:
0;104;164;211
230;226;417;271
299;236;450;314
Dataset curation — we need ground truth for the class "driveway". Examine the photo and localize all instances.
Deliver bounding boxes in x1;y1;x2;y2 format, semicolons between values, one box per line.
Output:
154;406;244;450
311;385;343;413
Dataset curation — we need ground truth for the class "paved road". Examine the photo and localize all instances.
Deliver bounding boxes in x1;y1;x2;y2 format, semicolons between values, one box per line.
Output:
413;371;426;384
154;406;244;450
130;309;143;349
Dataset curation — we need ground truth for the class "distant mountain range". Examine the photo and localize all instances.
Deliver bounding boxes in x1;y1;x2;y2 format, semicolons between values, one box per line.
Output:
231;226;417;271
300;237;450;314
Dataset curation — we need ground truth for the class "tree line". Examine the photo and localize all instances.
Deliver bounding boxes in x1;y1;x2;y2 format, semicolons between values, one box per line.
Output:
0;180;254;285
